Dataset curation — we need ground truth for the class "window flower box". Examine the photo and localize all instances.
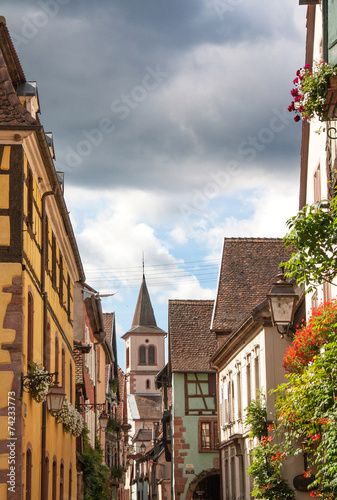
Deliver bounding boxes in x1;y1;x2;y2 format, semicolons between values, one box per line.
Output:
289;61;337;122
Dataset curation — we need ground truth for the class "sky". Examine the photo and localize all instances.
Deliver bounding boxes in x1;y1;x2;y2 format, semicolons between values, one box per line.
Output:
2;0;307;370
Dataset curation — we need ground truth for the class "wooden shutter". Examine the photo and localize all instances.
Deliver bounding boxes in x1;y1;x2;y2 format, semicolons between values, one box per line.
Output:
323;0;337;65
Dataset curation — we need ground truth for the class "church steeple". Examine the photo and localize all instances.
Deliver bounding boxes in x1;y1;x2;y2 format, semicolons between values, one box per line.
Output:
131;274;157;328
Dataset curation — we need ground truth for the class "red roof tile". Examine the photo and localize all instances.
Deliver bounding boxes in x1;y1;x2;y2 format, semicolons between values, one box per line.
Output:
134;395;162;419
211;238;293;333
0;49;36;126
169;300;216;372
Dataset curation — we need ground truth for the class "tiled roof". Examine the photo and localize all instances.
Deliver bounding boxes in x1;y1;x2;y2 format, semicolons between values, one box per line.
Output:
132;275;157;328
103;312;114;343
0;49;36;126
133;428;152;442
122;275;167;338
134;395;162;420
211;238;293;333
169;300;217;372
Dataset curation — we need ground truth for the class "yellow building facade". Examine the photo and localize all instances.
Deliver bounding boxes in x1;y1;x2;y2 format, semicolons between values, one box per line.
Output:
0;17;85;500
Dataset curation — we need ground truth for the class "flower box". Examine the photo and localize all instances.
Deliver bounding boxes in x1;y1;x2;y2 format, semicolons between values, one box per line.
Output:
323;75;337;119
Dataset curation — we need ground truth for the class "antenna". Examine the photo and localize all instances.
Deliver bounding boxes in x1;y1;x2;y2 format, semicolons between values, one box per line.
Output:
142;251;145;278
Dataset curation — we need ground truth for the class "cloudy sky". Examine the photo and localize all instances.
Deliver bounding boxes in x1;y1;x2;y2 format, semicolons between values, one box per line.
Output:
3;1;306;369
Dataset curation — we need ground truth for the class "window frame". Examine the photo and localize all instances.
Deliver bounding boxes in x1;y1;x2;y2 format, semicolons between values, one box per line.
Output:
198;418;219;452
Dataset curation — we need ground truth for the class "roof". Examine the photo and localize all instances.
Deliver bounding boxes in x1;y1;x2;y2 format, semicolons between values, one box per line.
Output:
103;312;114;343
132;274;157;328
133;428;153;442
211;238;293;333
122;274;166;338
0;18;36;126
169;300;217;372
0;17;85;283
129;394;162;420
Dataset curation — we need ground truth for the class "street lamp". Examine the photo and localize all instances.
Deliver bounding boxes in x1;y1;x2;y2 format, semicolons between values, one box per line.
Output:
140;442;146;455
99;411;109;431
46;384;66;412
267;270;298;336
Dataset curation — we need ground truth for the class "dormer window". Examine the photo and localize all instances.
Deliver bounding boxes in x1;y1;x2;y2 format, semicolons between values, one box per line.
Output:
16;81;40;119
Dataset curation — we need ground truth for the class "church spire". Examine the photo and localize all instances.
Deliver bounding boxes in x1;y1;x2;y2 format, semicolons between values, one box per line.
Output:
131;274;157;328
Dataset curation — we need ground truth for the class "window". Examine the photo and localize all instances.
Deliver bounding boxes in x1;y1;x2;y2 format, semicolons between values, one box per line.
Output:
46;322;51;372
313;164;321;203
68;466;72;500
139;346;146;365
62;347;65;389
246;355;251;406
67;275;71;320
27;168;33;229
148;345;156;365
26;448;32;500
52;460;57;500
146;379;150;390
60;462;64;500
70;362;73;404
43;455;49;499
55;336;59;384
52;234;57;288
236;366;242;420
254;349;260;397
198;419;218;452
59;254;63;305
126;347;130;368
185;373;216;416
27;292;34;369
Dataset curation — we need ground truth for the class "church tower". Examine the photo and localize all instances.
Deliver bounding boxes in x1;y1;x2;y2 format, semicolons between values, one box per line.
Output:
122;274;166;395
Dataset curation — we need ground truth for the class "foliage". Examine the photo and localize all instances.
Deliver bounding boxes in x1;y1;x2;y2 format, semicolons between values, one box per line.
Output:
283;301;337;373
275;300;337;498
109;377;118;393
288;60;337;122
52;396;84;436
106;417;122;435
110;465;124;480
28;362;53;403
82;427;110;500
245;394;268;440
245;397;295;500
282;198;337;292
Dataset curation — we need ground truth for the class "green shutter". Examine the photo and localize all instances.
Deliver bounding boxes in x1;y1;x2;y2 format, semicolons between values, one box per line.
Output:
324;0;337;65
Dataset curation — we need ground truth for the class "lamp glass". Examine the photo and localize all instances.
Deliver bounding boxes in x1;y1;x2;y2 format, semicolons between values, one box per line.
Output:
99;411;109;429
46;385;66;412
268;295;297;325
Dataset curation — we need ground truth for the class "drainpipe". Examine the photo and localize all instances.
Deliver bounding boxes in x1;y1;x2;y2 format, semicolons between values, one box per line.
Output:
40;190;55;500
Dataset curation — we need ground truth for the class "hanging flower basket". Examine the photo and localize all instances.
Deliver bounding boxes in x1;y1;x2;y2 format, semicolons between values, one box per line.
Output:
27;362;54;403
51;396;84;436
288;61;337;122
